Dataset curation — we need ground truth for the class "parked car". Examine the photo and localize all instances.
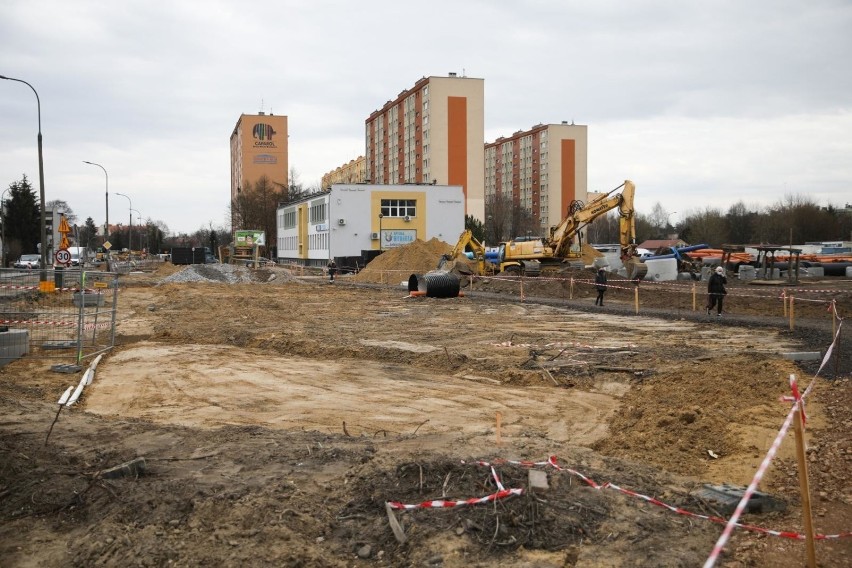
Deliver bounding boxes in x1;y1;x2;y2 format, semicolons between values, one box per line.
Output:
14;254;40;269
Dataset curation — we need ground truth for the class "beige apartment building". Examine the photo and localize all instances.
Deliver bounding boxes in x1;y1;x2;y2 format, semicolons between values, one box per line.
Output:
365;74;485;221
485;122;588;233
321;156;367;189
229;112;289;202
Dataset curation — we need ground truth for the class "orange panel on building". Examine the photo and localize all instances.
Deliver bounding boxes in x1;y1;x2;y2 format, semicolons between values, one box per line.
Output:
230;113;288;201
447;96;468;205
560;139;576;217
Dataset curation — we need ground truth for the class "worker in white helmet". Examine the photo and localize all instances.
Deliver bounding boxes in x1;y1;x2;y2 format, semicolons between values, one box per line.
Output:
706;266;728;317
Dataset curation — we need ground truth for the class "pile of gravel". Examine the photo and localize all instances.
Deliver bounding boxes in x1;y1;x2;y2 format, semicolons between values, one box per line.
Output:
157;264;257;285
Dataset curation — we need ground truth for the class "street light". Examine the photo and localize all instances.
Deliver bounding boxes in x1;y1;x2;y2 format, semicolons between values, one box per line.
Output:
0;188;10;268
115;192;132;253
82;161;108;244
378;212;384;251
1;75;47;272
666;211;678;234
130;208;144;252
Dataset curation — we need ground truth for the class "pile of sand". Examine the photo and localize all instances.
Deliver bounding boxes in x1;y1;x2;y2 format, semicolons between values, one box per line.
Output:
353;238;451;284
351;239;602;284
580;243;604;265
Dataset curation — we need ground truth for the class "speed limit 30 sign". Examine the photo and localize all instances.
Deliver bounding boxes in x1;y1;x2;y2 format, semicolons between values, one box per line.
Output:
54;249;72;265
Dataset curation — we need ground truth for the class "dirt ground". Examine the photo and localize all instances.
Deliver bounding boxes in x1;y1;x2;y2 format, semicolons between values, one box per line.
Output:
1;243;850;567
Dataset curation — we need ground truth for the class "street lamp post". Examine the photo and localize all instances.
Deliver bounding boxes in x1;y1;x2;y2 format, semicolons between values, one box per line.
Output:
378;213;384;251
82;161;109;244
130;208;144;252
115;193;132;254
666;211;678;236
0;188;10;268
1;75;47;272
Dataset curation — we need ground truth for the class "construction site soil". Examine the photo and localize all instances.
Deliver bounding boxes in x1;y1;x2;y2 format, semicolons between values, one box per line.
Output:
1;239;850;567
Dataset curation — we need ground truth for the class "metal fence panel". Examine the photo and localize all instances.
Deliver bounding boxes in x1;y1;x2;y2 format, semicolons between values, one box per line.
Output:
0;267;118;365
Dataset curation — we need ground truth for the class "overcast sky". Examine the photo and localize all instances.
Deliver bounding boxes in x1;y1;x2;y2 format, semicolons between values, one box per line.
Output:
2;0;850;235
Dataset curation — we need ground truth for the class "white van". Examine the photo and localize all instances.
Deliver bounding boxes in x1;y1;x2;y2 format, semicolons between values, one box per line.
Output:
68;247;87;266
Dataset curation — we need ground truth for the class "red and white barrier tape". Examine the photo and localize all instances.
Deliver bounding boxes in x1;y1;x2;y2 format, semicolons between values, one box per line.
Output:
703;323;842;567
702;387;804;566
0;284;100;293
386;453;851;539
0;319;77;327
475;273;841;309
387;466;523;510
1;319;111;329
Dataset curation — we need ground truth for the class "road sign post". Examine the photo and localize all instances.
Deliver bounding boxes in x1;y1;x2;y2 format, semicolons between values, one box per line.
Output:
54;249;71;266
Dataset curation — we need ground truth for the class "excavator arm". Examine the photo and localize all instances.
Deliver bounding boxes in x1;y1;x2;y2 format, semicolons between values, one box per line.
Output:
438;230;489;274
549;180;636;256
548;180;645;278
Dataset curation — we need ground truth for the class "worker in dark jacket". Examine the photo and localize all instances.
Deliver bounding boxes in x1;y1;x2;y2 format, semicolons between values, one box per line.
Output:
594;268;608;306
707;266;728;316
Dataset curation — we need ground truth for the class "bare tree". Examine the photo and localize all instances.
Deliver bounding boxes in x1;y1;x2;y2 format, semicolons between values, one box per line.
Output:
231;175;286;252
679;207;729;246
46;199;77;224
587;211;621;244
647;202;669;235
484;194;513;243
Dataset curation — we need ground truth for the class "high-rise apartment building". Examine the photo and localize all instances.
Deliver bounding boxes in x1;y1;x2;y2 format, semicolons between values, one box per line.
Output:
321;156;367;189
365;74;485;221
229;112;289;202
485;122;588;233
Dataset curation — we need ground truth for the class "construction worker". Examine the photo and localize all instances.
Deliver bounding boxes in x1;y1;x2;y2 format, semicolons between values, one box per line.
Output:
707;266;728;317
594;268;608;306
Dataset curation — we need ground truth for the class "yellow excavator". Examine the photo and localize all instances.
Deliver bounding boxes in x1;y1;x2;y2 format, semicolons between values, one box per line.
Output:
498;180;647;279
440;180;646;279
437;229;493;274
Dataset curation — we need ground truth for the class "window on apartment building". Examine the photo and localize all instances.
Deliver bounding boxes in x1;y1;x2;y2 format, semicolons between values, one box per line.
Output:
381;199;417;218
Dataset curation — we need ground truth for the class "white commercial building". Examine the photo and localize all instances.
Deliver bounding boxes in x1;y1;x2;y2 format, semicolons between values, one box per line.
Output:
277;183;465;269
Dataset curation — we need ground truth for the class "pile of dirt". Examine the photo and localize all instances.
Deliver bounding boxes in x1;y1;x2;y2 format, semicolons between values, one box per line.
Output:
580;243;604;265
353;238;451;284
1;262;850;566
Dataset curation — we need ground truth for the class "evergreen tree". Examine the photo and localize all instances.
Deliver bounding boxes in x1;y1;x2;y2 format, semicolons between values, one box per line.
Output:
465;215;485;243
4;175;40;255
78;217;98;248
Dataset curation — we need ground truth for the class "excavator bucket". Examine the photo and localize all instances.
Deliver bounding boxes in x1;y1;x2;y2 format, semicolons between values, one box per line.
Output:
626;258;648;280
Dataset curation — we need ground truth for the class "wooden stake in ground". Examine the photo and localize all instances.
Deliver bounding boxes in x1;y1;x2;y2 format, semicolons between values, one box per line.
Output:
834;322;842;378
495;411;503;445
385;502;407;544
792;387;817;567
783;291;787;318
692;282;696;311
831;300;836;339
789;296;796;331
634;286;639;314
569;277;574;300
